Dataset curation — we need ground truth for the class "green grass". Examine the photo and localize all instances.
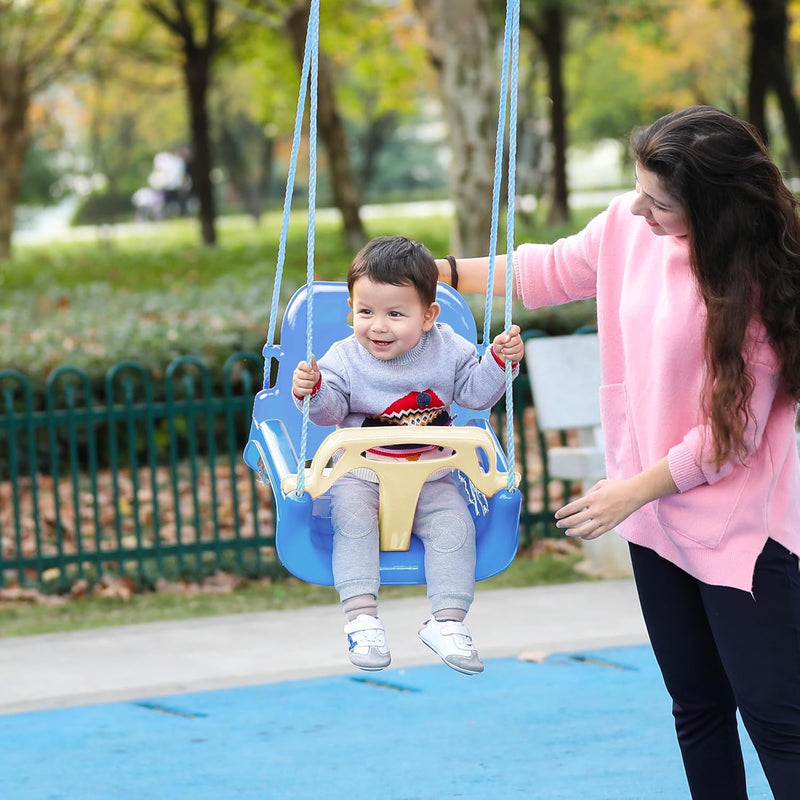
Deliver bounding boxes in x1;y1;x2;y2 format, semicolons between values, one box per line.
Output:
2;207;603;295
0;549;592;638
3;213;432;294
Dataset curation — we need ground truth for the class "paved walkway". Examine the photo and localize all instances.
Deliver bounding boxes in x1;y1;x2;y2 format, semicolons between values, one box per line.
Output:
0;580;772;799
0;579;647;714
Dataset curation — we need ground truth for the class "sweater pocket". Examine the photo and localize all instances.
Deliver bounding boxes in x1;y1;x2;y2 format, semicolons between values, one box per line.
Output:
599;383;640;479
653;470;748;549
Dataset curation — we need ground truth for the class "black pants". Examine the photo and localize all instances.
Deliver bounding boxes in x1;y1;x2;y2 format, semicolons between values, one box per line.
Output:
629;538;800;800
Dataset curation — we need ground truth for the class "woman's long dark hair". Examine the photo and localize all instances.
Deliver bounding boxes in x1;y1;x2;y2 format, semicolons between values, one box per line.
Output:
631;105;800;466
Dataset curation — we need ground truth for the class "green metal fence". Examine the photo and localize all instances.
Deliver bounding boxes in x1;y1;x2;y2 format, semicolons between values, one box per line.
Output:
0;353;554;591
0;352;276;589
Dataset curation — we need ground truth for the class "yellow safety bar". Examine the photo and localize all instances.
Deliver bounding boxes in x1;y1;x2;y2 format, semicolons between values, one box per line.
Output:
281;426;520;551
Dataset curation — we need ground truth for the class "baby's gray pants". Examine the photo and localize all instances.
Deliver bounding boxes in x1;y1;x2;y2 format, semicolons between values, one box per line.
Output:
329;473;475;614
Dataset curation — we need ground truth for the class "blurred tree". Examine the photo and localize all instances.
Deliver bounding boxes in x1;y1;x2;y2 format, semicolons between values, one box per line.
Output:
0;0;114;258
136;0;234;246
332;1;432;200
223;2;432;215
567;19;647;145
282;0;366;251
222;0;367;252
413;0;497;257
568;1;748;147
330;0;436;195
205;25;294;222
518;0;570;224
214;103;275;223
18;109;68;206
225;0;432;247
231;0;376;253
77;1;285;226
76;0;430;240
74;45;186;204
743;0;800;167
125;0;298;243
216;0;448;224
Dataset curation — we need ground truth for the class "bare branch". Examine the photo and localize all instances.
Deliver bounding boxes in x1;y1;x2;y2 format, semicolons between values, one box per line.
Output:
31;0;86;61
215;0;284;29
0;0;38;62
142;0;229;54
29;1;117;94
141;0;179;32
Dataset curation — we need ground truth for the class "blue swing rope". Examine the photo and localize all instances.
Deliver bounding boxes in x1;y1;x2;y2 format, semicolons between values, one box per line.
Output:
264;0;520;495
483;0;520;492
297;3;320;496
261;0;321;495
264;0;319;355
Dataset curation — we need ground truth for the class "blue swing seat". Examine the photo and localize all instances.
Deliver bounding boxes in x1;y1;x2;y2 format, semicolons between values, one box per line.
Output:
243;281;521;586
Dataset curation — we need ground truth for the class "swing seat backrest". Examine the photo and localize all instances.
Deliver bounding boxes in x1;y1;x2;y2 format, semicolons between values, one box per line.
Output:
244;281;521;586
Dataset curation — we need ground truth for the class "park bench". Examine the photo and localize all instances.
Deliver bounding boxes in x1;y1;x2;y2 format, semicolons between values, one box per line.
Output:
525;332;632;576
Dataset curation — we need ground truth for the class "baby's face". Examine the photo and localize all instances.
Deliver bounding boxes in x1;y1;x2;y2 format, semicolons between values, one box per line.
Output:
349;277;438;361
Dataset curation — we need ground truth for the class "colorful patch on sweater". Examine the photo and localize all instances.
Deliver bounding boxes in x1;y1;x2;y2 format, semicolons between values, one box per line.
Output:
363;390;451;427
362;390;452;458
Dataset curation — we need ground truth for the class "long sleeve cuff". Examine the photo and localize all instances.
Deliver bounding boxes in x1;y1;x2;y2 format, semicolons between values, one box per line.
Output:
667;443;707;493
490;346;518;370
293;374;322;401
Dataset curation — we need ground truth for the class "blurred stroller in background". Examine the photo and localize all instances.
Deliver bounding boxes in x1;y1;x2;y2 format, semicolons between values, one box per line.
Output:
132;147;195;221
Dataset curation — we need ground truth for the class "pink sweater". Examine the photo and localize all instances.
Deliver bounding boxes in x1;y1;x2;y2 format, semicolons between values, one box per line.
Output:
515;191;800;590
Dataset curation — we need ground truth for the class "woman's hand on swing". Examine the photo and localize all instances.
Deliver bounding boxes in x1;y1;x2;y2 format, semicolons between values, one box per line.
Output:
292;356;321;398
491;324;524;363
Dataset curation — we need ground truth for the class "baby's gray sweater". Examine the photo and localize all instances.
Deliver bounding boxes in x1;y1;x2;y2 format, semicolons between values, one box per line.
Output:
302;323;517;430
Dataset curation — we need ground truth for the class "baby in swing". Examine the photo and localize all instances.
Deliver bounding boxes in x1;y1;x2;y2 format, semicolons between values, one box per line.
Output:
292;235;524;674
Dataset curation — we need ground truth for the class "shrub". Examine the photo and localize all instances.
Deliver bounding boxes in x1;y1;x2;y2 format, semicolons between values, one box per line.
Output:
0;276;270;384
72;190;136;226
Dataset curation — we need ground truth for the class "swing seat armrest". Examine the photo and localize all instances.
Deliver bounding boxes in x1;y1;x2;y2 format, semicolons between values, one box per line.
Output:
464;417;515;477
245;418;300;493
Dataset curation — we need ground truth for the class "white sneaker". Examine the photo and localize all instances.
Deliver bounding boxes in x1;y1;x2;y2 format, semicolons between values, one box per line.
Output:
344;615;391;671
418;618;484;675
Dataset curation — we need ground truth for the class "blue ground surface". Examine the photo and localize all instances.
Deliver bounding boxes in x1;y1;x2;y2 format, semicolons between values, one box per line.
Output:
0;644;770;800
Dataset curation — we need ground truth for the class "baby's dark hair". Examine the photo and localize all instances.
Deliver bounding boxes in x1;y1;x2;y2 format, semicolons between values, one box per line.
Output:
347;235;438;307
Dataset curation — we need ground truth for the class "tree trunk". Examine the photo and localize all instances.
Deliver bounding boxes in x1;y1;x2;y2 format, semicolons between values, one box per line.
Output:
183;54;217;246
258;131;275;217
286;2;366;254
747;8;770;140
773;57;800;167
218;114;274;223
415;0;497;257
745;0;800;165
537;5;569;225
0;62;30;259
359;113;397;196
